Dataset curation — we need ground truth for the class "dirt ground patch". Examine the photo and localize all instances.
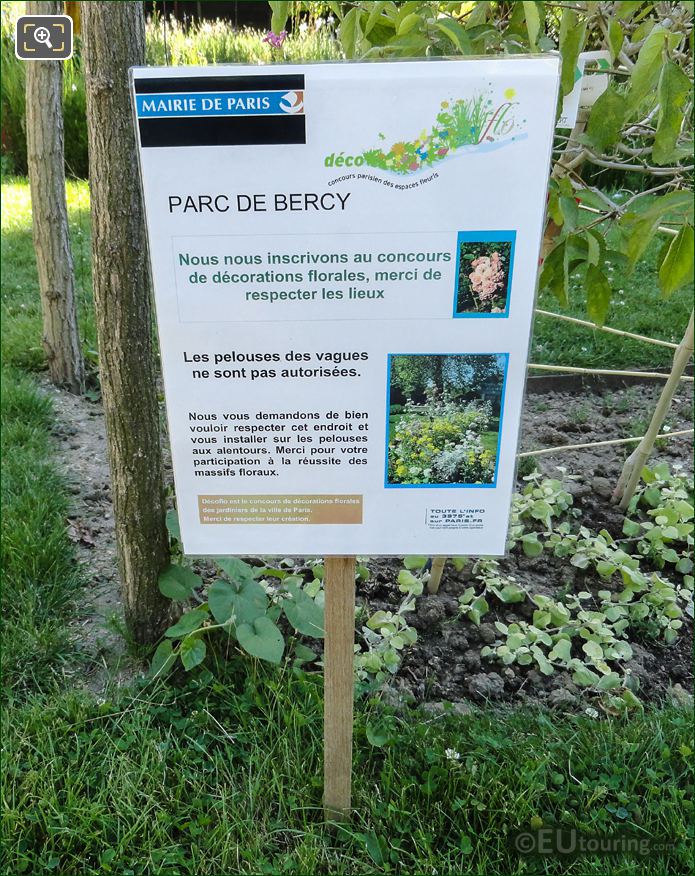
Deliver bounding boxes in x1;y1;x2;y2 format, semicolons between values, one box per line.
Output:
43;378;127;692
43;376;693;706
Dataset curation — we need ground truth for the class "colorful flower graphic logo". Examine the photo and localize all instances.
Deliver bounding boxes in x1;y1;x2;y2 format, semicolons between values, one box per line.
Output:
360;91;521;175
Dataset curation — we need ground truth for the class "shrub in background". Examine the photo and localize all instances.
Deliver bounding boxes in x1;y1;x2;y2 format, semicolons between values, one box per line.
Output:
0;27;88;177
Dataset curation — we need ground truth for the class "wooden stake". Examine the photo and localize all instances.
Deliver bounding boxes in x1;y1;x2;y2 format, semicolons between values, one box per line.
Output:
323;555;356;821
527;363;693;381
614;311;694;510
534;309;678;349
518;428;694;458
428;556;447;594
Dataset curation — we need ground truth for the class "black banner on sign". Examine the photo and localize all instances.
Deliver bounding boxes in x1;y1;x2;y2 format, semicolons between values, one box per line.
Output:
133;74;305;94
134;74;306;148
138;114;306;148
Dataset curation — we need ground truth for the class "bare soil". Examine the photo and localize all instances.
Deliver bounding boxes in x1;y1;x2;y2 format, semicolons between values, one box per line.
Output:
43;376;693;706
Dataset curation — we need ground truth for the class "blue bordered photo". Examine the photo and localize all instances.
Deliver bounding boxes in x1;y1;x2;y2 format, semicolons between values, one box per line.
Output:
453;230;516;318
384;353;508;489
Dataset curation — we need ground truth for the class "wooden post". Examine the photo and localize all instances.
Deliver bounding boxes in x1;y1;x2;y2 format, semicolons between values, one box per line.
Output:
428;556;447;594
323;555;356;821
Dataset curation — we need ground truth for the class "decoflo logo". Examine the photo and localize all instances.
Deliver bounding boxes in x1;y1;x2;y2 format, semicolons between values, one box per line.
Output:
324;90;522;176
324;152;367;168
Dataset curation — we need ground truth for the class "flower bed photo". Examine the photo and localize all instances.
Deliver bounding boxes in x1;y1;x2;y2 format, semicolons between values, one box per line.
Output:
386;353;507;486
454;232;515;316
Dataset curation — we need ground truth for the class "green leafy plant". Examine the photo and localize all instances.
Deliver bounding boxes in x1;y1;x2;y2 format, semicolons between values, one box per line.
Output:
355;566;421;684
155;525;326;673
507;471;575;547
456;466;693;706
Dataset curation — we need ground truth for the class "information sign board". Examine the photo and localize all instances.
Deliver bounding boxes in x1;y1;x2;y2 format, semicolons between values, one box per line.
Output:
132;58;559;556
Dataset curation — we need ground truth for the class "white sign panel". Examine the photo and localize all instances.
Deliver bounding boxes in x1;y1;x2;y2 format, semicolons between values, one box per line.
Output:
131;58;559;556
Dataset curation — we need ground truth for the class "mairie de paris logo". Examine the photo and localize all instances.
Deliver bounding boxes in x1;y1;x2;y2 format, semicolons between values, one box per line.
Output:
280;90;304;115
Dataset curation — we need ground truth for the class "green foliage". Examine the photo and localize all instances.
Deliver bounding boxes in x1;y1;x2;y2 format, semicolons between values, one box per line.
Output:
585;263;613;326
653;61;692;165
158;564;201;600
282;579;325;637
559;9;586;97
236;616;285;664
156;551;326;672
457;466;695;707
357;606;418;683
333;464;692;692
586;88;626;153
626;24;682;114
508;472;574;539
353;554;424;684
659;225;695;297
209;576;266;625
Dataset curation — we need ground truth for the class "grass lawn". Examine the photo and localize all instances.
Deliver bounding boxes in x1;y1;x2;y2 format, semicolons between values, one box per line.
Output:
481;429;499;455
1;178;692;874
2;672;692;875
0;368;84;696
1;178;95;373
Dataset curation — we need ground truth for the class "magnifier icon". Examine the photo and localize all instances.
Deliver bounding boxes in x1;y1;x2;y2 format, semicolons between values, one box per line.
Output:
34;26;53;49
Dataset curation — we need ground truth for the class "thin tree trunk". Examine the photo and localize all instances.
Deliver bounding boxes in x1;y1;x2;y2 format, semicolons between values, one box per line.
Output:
26;0;84;394
613;311;694;510
82;1;170;644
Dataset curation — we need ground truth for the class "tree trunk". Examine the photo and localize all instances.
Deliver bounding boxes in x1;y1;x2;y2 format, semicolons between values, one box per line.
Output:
25;0;84;394
82;1;170;644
